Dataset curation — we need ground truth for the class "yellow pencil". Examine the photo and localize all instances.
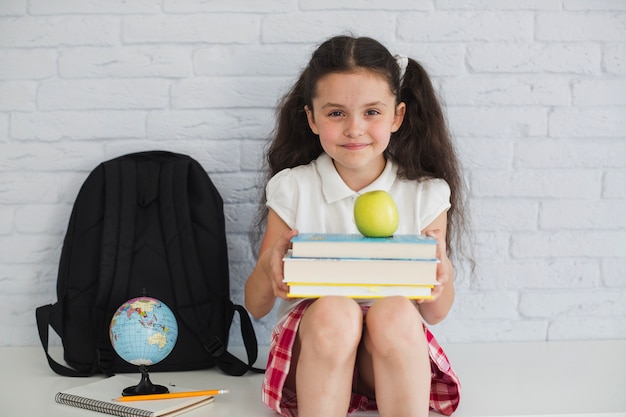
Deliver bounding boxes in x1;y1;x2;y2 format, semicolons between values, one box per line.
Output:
115;389;230;402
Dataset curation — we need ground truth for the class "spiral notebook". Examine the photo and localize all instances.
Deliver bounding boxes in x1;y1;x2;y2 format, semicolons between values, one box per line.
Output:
55;375;214;417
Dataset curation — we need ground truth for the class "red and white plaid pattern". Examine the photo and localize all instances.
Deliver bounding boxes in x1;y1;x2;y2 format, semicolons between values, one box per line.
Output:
262;300;461;416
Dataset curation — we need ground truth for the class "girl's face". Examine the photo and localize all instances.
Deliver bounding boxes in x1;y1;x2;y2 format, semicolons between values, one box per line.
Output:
305;70;405;190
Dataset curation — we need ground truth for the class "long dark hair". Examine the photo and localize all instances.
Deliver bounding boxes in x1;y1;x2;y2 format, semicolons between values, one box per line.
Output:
255;35;470;260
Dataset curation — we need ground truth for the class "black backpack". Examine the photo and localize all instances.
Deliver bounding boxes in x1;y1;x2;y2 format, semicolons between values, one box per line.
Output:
36;151;262;377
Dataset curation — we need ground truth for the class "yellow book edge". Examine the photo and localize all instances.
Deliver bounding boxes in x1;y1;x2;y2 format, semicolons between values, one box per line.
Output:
287;293;435;300
286;283;435;300
284;282;436;287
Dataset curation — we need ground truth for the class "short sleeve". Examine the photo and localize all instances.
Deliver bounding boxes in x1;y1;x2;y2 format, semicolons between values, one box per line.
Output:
266;168;299;229
419;178;451;229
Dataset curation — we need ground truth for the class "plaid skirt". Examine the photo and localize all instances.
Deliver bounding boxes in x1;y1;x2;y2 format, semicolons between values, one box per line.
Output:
262;299;461;416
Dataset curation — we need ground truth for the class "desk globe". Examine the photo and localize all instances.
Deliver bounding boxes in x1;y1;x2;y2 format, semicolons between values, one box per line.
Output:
109;296;178;396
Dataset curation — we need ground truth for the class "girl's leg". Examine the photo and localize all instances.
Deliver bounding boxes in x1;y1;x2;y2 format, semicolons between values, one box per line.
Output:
358;296;431;417
286;296;363;417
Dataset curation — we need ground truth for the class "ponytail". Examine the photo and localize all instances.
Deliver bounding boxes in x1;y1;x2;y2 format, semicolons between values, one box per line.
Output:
389;58;466;257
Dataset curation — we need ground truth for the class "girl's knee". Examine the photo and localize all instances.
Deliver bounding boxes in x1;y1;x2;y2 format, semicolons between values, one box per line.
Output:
365;296;425;350
300;296;363;357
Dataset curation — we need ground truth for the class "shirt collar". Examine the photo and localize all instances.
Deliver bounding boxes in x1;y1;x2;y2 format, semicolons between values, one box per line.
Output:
315;153;397;204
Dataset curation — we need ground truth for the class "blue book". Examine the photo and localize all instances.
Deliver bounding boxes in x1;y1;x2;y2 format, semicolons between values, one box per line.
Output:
290;233;437;260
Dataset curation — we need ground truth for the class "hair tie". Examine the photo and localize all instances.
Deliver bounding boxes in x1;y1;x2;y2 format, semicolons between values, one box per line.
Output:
395;54;408;81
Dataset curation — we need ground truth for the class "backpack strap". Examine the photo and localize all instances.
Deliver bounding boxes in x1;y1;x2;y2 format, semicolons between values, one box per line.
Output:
229;304;265;375
203;304;265;376
36;165;106;378
159;156;263;375
91;157;139;376
36;303;99;377
106;158;138;308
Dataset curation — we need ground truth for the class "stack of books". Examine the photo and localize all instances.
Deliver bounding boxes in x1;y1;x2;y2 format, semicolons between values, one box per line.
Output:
283;233;439;300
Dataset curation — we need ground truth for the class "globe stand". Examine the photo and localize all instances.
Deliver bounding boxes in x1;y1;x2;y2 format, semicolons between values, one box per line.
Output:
122;365;169;396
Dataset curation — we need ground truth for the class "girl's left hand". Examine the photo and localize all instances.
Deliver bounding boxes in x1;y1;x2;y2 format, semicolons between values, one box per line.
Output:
418;229;452;304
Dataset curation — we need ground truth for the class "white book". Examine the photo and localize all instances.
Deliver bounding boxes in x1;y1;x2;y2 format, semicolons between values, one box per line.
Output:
283;250;439;286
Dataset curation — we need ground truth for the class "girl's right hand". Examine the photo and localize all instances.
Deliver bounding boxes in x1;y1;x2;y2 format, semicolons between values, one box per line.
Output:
245;209;295;318
264;228;299;299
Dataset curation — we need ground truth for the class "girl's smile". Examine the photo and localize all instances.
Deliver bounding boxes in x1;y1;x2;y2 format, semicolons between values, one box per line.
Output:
341;143;370;150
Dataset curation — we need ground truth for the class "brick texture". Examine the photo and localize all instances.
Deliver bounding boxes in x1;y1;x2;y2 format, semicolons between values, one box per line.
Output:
1;1;624;346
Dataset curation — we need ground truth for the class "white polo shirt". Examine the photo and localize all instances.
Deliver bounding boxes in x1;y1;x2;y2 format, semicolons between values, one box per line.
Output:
267;152;450;234
266;152;451;321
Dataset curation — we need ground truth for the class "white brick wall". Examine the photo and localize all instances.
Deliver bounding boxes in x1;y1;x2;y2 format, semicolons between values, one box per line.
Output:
1;1;625;346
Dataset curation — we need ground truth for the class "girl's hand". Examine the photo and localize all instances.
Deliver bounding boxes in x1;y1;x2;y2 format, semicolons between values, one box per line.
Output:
418;229;452;304
264;228;299;300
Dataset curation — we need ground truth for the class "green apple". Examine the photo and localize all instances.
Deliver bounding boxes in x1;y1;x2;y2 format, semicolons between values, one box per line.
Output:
353;190;399;237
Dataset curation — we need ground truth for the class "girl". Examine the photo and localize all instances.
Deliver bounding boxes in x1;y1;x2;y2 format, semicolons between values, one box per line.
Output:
245;35;467;417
